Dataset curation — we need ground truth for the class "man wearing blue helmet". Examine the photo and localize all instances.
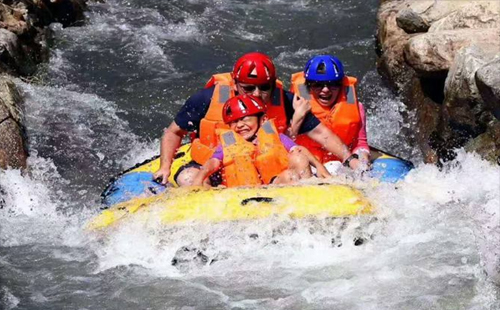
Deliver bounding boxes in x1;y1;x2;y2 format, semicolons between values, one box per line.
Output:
290;55;370;169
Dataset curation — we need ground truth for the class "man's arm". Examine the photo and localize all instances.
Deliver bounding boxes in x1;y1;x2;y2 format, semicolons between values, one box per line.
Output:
153;121;187;184
306;123;362;170
153;87;215;184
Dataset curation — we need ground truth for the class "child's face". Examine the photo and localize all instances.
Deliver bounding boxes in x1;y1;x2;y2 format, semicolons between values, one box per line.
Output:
229;115;261;140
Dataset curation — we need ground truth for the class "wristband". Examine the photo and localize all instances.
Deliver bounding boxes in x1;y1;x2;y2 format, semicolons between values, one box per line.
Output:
343;154;359;167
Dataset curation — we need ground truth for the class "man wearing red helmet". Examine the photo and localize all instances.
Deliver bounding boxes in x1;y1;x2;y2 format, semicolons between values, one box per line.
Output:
154;52;359;187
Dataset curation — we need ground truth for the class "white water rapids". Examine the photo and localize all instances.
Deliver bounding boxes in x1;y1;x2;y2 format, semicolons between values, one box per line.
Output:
1;0;499;309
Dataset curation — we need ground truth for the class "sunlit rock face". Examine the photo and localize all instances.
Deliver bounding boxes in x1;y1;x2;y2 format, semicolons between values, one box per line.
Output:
376;0;500;165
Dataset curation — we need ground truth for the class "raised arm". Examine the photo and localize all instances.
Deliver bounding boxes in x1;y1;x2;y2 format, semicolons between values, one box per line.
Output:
288;94;311;138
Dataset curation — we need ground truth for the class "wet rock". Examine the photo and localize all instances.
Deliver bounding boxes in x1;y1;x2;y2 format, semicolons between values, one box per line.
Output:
476;57;500;121
438;46;496;147
171;246;210;267
0;118;26;169
0;2;30;36
444;47;493;106
464;120;500;164
0;0;88;76
0;1;89;169
377;0;500;164
0;28;25;75
0;75;27;170
429;1;500;32
396;8;429;34
376;1;413;88
376;0;441;163
404;29;500;77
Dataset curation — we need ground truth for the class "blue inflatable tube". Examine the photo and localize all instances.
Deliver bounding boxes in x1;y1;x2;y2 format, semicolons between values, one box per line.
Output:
370;157;414;183
101;172;167;206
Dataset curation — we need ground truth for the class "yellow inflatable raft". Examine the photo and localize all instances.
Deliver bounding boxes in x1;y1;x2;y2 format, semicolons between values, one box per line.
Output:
88;183;374;231
90;143;418;231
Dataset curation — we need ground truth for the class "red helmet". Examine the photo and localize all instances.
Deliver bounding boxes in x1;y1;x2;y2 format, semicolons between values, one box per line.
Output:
223;95;267;124
232;52;276;84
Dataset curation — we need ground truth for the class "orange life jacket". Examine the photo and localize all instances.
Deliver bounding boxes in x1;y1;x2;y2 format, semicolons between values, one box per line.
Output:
290;72;362;163
218;120;289;187
191;72;288;165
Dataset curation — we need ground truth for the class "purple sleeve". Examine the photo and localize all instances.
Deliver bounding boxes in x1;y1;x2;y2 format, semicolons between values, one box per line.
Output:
211;145;224;161
279;134;297;152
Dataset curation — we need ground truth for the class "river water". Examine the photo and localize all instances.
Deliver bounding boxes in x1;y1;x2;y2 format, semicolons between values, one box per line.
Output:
1;0;499;309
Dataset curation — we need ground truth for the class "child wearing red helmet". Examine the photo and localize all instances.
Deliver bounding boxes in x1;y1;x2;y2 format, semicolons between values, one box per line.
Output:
192;95;330;187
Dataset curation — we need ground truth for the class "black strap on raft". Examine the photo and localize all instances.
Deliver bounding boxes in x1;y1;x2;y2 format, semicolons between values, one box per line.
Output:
100;155;160;205
241;197;275;206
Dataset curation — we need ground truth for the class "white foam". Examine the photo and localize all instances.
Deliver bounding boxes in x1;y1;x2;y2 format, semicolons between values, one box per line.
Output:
0;286;19;310
85;151;499;305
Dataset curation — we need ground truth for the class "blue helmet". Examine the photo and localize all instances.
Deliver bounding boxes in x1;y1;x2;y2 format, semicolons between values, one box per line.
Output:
304;55;344;83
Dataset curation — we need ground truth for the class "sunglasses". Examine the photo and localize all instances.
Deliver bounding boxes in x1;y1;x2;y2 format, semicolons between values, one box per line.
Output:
239;83;273;92
308;82;341;90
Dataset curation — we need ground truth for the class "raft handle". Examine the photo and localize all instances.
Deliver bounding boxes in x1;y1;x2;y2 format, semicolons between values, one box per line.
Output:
241;197;274;206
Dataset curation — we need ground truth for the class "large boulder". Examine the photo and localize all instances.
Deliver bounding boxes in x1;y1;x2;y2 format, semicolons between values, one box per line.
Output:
377;0;442;163
404;28;500;77
396;8;429;34
429;1;500;32
476;57;500;121
443;47;495;131
0;75;27;170
377;0;413;88
431;47;497;157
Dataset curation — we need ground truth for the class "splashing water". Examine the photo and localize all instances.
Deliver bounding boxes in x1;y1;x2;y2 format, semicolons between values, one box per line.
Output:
1;0;499;309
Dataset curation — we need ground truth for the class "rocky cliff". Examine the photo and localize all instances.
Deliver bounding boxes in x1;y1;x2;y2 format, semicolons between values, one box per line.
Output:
377;0;500;164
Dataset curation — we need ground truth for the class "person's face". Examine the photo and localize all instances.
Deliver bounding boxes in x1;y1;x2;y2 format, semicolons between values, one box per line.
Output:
229;115;262;141
308;82;341;108
235;82;274;104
